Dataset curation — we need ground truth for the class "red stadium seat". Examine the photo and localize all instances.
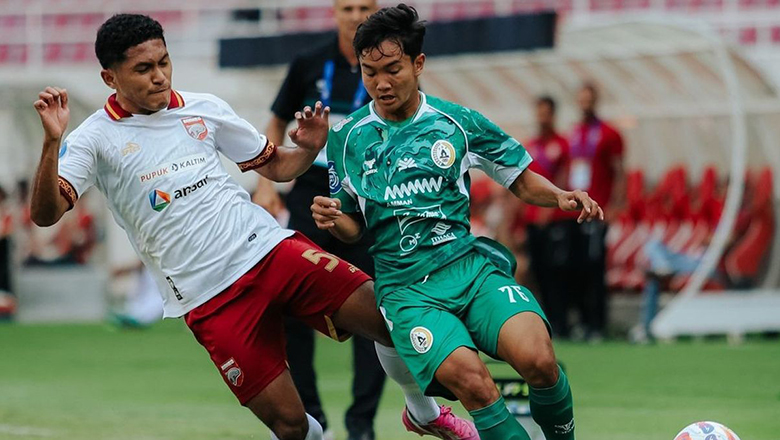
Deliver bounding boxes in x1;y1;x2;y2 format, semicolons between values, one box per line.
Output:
724;167;775;284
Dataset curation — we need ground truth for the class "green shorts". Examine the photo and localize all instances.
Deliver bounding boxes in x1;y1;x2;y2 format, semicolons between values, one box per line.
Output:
378;250;549;398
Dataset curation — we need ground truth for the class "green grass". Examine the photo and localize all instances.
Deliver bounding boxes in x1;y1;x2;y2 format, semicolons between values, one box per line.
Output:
0;320;778;439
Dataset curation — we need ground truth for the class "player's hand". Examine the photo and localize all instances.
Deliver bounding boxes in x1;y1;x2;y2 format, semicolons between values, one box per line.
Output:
34;86;70;142
311;196;342;229
557;190;604;223
289;101;330;152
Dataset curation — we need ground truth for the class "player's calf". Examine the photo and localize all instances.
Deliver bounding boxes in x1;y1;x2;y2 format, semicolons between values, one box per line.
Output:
496;314;575;439
435;347;531;440
245;371;322;440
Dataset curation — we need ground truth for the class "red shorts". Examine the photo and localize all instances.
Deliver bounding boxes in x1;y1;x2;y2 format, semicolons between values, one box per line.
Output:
184;233;371;405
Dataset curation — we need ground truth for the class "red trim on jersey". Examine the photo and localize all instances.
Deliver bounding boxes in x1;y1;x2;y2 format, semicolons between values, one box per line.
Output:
169;90;185;109
237;141;277;172
103;90;185;121
58;176;77;209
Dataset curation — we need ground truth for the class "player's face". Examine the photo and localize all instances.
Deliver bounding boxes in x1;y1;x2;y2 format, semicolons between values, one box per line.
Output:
101;39;172;115
334;0;377;41
360;40;425;117
577;87;597;116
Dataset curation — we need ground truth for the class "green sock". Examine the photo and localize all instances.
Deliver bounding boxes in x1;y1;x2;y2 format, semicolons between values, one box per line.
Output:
529;366;575;440
468;396;531;440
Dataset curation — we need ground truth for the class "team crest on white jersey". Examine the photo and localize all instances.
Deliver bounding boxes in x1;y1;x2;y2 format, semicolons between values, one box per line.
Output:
220;357;244;387
431;140;456;169
410;326;434;353
122;142;141;156
181;116;208;141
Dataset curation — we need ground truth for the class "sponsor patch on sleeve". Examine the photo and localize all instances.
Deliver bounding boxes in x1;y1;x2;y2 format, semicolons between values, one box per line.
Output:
328;160;342;194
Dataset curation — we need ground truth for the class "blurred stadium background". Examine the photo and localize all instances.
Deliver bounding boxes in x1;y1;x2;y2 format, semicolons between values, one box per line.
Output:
1;0;779;439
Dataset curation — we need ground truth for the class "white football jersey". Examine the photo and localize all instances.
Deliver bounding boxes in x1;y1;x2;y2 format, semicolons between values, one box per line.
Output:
58;91;293;317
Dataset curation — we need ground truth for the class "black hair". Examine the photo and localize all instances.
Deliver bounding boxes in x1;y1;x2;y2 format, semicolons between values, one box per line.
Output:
537;95;556;113
353;3;426;61
95;14;165;69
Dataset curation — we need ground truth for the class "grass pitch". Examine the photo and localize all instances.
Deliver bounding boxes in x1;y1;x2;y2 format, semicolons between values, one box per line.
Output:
0;319;778;439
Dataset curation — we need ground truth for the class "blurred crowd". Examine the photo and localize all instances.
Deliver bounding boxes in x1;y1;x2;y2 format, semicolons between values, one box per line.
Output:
468;85;775;342
0;180;98;312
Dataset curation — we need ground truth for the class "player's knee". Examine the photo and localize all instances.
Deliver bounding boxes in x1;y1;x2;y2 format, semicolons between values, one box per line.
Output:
444;364;499;408
269;413;309;440
523;351;559;388
374;325;393;347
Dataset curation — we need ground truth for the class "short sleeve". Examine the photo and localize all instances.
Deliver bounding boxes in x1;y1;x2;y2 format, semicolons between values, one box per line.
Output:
464;109;533;188
270;58;306;122
326;128;359;213
57;132;97;209
211;97;273;172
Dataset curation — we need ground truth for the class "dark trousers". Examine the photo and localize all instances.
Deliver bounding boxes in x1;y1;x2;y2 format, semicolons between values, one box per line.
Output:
527;222;571;338
0;237;10;292
285;204;386;434
527;220;608;337
569;220;608;334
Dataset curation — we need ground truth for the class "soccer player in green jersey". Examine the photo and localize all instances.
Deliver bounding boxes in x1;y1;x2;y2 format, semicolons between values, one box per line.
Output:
312;4;603;440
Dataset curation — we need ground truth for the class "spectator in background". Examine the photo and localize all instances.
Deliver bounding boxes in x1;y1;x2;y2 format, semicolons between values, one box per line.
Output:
567;83;625;341
0;186;12;297
254;1;386;439
23;194;97;266
523;96;572;338
110;262;164;328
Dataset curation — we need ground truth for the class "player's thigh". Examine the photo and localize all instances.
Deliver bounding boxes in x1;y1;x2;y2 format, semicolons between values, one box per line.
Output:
275;233;373;343
495;312;559;388
185;291;288;407
464;268;551;359
380;292;476;399
330;280;392;346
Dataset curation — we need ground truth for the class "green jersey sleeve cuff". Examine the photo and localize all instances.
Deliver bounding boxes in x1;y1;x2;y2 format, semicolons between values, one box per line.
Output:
469;150;533;188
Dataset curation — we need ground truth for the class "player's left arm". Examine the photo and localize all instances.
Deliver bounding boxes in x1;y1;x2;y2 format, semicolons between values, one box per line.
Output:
463;107;601;223
214;97;329;182
509;170;603;224
258;102;330;182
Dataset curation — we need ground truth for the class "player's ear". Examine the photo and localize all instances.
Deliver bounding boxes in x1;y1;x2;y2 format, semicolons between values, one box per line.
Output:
100;68;117;90
413;53;425;77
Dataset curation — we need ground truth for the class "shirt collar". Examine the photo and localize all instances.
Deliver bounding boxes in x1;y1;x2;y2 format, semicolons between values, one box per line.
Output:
104;90;185;121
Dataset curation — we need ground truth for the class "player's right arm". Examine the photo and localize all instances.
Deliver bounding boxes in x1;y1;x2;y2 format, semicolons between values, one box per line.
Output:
311;123;364;243
311;196;364;243
31;87;72;227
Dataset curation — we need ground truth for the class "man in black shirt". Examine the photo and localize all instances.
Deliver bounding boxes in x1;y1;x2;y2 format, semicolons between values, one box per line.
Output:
257;1;383;439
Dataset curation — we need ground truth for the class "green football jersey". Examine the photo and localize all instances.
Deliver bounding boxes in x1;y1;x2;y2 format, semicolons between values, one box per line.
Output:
327;92;532;297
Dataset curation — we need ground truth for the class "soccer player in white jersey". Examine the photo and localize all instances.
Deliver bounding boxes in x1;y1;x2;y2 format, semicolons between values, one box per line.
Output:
30;14;476;440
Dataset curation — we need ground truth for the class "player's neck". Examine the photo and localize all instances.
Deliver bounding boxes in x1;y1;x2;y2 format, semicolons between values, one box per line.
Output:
338;34;358;67
116;93;155;115
379;92;421;122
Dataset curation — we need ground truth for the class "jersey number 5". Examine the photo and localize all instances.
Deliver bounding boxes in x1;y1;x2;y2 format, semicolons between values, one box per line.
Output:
302;249;339;272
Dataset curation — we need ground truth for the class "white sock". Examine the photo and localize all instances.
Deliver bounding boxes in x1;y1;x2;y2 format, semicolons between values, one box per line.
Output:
270;413;323;440
375;342;441;424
